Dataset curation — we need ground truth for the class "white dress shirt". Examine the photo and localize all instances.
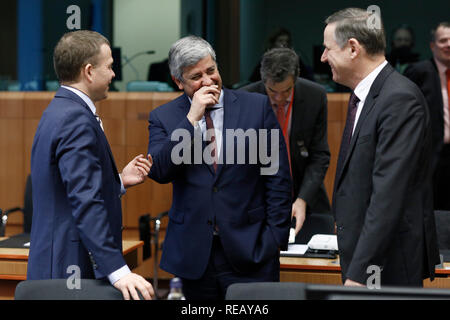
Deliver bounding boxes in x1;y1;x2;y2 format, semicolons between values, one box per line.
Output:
352;60;388;135
61;85;130;284
434;58;450;143
189;90;225;160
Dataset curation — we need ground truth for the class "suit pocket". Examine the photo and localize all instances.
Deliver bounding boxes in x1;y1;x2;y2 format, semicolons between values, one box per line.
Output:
247;206;265;224
356;134;371;145
169;209;185;224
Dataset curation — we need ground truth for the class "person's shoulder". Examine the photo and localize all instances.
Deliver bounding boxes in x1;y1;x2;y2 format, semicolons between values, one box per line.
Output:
379;70;427;108
404;59;435;75
151;92;187;115
44;91;91;121
295;77;327;96
227;87;268;103
239;80;264;93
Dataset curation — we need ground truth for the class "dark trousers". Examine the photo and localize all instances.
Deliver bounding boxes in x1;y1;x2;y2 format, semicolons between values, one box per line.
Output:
181;235;279;300
434;144;450;210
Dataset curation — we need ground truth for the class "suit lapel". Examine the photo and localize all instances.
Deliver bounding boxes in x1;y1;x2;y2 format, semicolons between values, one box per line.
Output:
213;88;239;181
289;79;305;153
336;64;394;188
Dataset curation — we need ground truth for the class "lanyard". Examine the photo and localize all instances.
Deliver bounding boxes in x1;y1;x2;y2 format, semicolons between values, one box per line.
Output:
281;89;294;139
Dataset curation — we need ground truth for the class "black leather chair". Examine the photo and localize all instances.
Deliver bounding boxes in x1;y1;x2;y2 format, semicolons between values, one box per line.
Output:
295;212;335;244
0;175;32;236
14;279;123;300
225;282;306;300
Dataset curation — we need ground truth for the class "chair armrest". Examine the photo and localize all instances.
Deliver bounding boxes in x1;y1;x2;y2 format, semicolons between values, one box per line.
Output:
4;207;23;216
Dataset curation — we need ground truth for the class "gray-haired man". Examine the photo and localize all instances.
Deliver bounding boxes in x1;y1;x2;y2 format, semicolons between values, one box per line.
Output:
321;7;439;287
147;36;292;299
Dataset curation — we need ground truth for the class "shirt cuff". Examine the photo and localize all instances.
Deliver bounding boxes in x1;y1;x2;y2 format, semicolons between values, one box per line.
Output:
119;173;126;195
107;264;131;285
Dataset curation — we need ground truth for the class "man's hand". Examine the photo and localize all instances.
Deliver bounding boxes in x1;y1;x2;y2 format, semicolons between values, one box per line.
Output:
113;272;155;300
121;154;152;189
186;85;220;126
292;198;307;235
344;279;365;287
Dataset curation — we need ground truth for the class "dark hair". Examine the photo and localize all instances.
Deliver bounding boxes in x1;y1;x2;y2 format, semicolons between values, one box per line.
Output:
53;30;110;83
266;27;292;50
260;47;299;83
430;22;450;42
325;7;386;56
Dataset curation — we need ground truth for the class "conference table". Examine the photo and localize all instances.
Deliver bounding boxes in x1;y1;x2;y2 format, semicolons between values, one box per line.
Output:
0;237;144;300
280;255;450;288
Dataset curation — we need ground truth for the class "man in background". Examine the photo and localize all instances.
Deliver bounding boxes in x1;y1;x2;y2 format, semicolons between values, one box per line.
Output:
241;47;331;236
405;22;450;210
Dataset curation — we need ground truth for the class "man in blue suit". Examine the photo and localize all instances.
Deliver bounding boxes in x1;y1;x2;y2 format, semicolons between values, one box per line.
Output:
148;36;292;299
28;30;154;300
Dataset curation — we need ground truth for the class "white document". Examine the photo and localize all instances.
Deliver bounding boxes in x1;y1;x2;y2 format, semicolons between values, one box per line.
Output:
280;244;309;256
307;234;338;251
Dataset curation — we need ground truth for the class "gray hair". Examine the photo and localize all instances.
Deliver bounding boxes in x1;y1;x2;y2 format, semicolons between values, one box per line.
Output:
325;7;386;56
168;36;217;81
260;47;299;84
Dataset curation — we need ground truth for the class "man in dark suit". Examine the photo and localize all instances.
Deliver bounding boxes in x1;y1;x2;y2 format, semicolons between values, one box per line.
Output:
241;48;331;236
321;8;439;287
404;22;450;210
28;30;154;300
147;36;292;299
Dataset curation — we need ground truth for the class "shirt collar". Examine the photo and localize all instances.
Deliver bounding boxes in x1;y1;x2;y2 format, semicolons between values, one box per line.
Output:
354;60;388;102
434;57;448;75
61;85;97;115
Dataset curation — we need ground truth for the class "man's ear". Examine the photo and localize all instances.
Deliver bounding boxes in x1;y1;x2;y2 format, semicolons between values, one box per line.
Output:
348;38;361;59
82;63;94;83
172;76;184;91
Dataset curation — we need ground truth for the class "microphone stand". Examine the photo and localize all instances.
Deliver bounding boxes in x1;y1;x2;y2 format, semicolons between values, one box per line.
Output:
122;50;156;80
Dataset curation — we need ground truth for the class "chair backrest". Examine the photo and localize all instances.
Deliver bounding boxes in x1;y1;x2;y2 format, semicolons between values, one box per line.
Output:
15;279;123;300
225;282;306;300
295;213;335;244
127;81;174;92
434;210;450;250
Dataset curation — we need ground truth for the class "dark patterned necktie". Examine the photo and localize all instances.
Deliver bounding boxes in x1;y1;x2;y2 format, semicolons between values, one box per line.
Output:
204;108;217;172
95;113;104;131
336;92;360;178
